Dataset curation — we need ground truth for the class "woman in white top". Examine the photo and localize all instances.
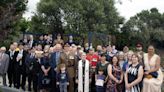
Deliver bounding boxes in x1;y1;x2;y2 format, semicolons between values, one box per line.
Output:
143;45;163;92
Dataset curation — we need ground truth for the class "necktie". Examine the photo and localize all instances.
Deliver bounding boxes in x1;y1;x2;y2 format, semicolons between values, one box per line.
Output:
31;53;34;58
11;51;14;59
12;51;15;56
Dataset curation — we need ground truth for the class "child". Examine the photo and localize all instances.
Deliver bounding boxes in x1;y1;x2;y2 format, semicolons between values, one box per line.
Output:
95;68;106;92
57;63;69;92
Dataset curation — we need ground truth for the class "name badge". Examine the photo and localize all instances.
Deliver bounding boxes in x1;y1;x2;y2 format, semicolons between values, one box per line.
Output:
96;79;104;86
92;58;97;62
69;56;74;59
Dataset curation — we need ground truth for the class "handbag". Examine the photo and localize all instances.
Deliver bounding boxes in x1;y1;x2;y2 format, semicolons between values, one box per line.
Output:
42;76;51;85
149;72;158;78
145;57;158;79
145;72;158;79
145;74;153;79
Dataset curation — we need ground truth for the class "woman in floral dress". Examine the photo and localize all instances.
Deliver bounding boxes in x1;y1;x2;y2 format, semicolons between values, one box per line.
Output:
106;56;123;92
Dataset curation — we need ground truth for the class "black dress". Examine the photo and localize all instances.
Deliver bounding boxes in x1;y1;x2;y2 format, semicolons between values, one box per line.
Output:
39;56;51;89
127;64;142;92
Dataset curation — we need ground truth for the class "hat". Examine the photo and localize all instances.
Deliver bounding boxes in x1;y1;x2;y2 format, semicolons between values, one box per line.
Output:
77;45;81;49
71;44;76;47
64;43;70;47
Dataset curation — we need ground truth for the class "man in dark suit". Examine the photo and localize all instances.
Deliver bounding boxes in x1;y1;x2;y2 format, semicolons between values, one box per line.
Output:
25;48;38;91
28;35;36;48
6;44;19;87
38;35;45;47
67;35;76;45
0;47;9;86
50;44;62;92
15;43;28;90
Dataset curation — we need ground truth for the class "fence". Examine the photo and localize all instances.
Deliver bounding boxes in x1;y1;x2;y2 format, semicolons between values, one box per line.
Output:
88;32;112;47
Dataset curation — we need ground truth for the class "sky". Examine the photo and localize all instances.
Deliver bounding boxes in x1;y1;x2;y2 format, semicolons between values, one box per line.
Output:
23;0;40;19
23;0;164;20
115;0;164;20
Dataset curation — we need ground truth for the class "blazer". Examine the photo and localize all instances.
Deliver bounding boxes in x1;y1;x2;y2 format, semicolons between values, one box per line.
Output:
6;50;19;71
16;50;28;66
25;53;37;74
0;53;9;74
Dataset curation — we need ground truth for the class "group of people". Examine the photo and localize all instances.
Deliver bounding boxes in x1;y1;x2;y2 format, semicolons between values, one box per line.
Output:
0;34;163;92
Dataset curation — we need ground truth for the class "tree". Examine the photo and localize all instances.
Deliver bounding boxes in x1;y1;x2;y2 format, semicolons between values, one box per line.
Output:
30;0;124;37
121;8;164;48
0;0;27;46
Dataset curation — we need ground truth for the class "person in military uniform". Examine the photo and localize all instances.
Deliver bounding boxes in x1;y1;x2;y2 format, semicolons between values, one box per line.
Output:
58;43;78;92
136;43;145;65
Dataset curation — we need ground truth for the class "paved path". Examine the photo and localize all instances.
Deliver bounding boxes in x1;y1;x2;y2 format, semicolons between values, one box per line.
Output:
0;72;164;92
0;76;29;92
0;86;20;92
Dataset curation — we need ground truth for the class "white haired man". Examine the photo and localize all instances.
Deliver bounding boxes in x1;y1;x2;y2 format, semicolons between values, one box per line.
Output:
0;47;9;86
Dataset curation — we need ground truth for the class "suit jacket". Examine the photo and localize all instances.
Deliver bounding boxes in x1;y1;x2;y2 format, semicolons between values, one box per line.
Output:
16;50;28;66
6;50;19;72
50;52;61;69
28;40;37;48
58;52;78;78
15;50;28;74
0;53;9;74
49;52;61;78
25;53;37;74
